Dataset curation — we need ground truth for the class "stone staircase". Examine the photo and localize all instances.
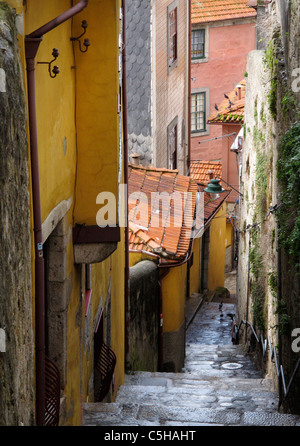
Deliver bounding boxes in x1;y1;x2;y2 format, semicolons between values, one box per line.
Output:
82;302;300;426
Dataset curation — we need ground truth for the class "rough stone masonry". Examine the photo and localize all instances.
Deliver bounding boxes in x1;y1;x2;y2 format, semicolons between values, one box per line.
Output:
0;2;34;425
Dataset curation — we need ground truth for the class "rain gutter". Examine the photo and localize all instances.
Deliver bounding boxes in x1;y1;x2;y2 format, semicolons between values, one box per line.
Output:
187;0;191;172
25;0;89;426
121;0;130;373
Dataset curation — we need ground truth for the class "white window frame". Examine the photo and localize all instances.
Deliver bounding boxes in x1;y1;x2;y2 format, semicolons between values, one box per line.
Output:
191;25;209;64
191;88;210;137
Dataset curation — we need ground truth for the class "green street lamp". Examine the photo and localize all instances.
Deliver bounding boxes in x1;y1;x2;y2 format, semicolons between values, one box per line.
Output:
204;178;225;200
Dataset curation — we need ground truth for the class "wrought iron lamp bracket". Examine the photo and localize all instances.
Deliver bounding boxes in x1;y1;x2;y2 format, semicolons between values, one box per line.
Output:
70;20;91;53
37;48;60;78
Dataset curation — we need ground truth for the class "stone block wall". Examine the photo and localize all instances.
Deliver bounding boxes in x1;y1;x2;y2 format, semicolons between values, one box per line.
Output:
129;260;159;371
0;3;34;425
125;0;153;166
238;0;300;414
155;0;188;173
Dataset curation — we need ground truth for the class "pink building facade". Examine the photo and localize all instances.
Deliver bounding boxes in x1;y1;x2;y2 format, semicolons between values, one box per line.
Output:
190;5;256;202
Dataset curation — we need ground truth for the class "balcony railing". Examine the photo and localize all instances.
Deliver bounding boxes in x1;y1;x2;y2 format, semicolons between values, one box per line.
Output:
95;342;116;402
237;319;300;400
45;355;61;426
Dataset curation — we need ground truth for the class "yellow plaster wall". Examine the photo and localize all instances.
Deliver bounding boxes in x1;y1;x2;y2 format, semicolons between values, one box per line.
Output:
21;0;125;425
73;0;121;226
72;0;125;407
129;252;159;268
80;233;125;409
225;222;233;248
208;204;226;291
189;237;201;296
161;264;187;333
4;0;23;13
25;0;78;222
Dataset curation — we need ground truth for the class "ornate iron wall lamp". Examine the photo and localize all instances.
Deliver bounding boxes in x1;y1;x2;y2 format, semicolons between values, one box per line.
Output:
204;176;243;201
70;20;91;52
37;48;60;78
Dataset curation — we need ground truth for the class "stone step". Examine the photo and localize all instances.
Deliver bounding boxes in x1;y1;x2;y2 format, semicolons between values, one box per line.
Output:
82;300;300;427
123;371;272;392
82;401;300;426
114;370;278;413
115;385;278;412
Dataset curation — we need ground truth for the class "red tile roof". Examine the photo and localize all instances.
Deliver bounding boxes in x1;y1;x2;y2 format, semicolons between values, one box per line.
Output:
208;79;246;125
191;0;256;24
128;165;198;263
189;161;231;226
128;164;231;261
189;161;222;185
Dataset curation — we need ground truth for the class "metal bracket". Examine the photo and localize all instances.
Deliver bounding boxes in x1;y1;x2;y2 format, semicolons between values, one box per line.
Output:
70;20;91;53
37;48;60;78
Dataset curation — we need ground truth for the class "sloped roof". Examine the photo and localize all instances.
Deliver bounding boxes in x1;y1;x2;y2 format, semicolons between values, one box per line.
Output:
189;160;222;185
189;161;231;225
128;165;198;263
191;0;257;24
208;79;246;125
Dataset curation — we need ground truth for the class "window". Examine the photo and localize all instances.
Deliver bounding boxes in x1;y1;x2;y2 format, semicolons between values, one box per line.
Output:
167;117;178;170
191;92;206;133
168;2;178;71
191;29;205;60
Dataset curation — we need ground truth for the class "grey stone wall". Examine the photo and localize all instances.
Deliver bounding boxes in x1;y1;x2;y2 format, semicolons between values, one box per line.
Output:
274;0;300;414
238;0;300;414
129;260;159;371
45;215;73;391
0;3;34;425
163;321;185;373
125;0;153;165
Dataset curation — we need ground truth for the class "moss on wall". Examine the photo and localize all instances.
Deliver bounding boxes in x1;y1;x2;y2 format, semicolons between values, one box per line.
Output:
0;2;34;425
277;122;300;260
249;227;266;332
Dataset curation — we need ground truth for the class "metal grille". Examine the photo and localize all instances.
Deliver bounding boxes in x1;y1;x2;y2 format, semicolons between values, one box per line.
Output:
95;342;116;402
45;355;61;426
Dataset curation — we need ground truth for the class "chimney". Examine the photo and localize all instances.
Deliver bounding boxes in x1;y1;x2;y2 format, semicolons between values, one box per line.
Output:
130;152;141;166
208;169;215;180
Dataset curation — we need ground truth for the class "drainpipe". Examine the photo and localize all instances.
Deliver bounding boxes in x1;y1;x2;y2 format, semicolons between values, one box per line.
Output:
187;0;192;173
245;235;251;343
277;221;283;408
25;0;89;426
157;267;170;371
121;0;130;372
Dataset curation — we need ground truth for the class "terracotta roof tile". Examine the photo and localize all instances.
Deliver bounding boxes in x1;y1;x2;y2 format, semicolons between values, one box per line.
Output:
128;164;198;262
208;79;246;125
189;160;223;185
128;164;231;262
192;0;257;24
189;161;231;225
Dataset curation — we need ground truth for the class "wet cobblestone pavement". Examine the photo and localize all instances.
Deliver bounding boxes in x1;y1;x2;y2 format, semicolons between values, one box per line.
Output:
83;299;300;426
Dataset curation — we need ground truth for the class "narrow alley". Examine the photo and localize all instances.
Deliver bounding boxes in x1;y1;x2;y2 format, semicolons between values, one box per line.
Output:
82;274;300;427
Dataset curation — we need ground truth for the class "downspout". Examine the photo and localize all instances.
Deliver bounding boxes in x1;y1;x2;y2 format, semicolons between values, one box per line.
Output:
187;0;192;172
121;0;130;372
157;267;170;371
277;221;283;408
25;0;89;426
245;235;251;343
